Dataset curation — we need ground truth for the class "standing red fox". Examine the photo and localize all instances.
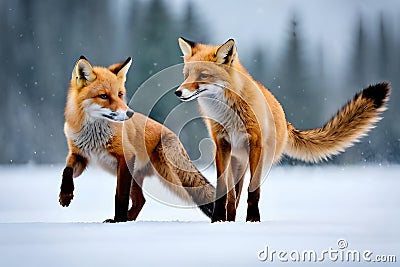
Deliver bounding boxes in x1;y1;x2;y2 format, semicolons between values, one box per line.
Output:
59;56;215;222
175;37;390;222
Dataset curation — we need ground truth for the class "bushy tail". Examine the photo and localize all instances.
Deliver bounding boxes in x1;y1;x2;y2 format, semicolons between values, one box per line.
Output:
284;82;391;163
152;132;215;218
174;165;215;218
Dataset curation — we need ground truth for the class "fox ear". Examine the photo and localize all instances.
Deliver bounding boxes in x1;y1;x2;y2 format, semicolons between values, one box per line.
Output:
215;39;237;65
109;57;132;83
178;37;195;57
72;56;96;88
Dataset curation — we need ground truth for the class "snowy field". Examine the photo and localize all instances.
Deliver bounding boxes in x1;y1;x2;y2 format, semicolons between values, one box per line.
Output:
0;164;399;266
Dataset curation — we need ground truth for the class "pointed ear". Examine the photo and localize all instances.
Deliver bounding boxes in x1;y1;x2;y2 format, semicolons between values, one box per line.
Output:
215;39;237;65
178;37;195;57
72;56;96;88
109;57;132;83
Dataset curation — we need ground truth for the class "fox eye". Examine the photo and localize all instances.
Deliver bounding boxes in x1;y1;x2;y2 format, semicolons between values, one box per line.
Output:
118;92;124;98
99;94;108;99
199;73;209;79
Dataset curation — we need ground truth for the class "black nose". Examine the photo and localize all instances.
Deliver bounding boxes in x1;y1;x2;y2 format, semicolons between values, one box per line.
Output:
175;90;182;97
126;109;134;118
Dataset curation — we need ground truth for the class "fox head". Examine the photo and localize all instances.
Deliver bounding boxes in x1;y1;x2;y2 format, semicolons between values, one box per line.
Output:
175;37;240;101
70;56;134;122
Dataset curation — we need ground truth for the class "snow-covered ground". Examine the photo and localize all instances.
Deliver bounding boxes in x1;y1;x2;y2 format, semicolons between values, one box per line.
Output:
0;164;399;266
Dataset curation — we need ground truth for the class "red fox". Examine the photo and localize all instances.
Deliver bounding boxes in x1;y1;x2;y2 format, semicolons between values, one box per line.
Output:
59;56;215;222
175;37;390;222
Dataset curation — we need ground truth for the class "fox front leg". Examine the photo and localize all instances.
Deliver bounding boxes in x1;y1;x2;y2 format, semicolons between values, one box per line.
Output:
246;137;263;222
59;153;87;207
212;138;232;222
59;167;74;207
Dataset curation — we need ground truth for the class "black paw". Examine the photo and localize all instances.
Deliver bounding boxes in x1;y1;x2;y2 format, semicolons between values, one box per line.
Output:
59;192;73;207
103;218;117;223
226;202;236;222
226;213;236;222
211;211;227;223
246;206;260;222
103;217;128;223
212;200;228;222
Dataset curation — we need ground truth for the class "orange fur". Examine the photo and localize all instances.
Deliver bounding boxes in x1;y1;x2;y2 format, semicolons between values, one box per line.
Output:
59;57;215;222
176;38;390;222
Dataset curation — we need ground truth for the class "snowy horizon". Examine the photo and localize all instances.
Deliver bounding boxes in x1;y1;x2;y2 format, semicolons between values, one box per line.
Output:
0;164;398;266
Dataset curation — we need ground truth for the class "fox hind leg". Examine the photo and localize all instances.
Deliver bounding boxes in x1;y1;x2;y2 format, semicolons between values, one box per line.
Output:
107;158;133;223
128;174;145;221
246;187;261;222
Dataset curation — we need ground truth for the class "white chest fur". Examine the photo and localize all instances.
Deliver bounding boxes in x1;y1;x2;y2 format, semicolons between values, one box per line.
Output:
65;120;118;174
198;96;249;149
199;92;247;135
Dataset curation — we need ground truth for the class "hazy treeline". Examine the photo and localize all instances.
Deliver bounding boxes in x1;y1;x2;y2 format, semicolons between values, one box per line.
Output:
248;15;400;165
0;0;399;164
